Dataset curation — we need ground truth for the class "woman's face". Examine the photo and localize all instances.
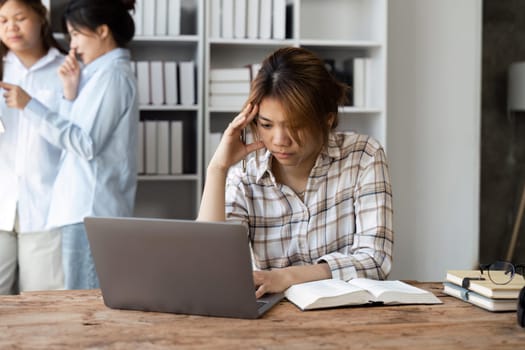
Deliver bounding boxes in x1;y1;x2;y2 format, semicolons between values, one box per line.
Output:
257;97;322;169
0;0;43;55
66;22;106;65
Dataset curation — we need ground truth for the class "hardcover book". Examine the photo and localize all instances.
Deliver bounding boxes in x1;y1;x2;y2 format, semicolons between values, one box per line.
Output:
446;270;525;299
443;282;517;312
285;278;442;311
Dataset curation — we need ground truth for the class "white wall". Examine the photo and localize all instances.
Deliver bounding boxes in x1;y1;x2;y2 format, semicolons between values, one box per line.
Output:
387;0;482;281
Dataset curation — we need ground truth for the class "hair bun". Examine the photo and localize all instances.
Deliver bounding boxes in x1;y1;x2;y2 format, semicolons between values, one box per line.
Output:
119;0;136;11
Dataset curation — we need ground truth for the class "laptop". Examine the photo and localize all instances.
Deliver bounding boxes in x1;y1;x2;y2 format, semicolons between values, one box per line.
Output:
84;216;284;319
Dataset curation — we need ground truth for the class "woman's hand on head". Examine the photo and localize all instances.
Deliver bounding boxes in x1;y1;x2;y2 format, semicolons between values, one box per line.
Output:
208;103;264;172
0;82;32;110
58;48;81;100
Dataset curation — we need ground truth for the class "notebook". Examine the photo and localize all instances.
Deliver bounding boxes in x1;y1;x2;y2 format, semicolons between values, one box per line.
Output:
84;216;284;319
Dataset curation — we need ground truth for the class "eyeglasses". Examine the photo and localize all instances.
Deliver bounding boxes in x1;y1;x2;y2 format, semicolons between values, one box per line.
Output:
479;261;525;285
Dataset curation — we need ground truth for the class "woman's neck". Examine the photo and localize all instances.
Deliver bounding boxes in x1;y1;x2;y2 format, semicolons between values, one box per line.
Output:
13;45;47;69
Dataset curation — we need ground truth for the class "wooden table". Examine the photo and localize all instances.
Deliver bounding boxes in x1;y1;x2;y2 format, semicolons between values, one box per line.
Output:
0;283;524;349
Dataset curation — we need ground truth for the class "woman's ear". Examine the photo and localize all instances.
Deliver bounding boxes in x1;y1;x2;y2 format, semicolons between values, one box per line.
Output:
96;24;110;39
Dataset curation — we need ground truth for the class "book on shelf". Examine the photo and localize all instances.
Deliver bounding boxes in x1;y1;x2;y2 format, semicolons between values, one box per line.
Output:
234;0;247;39
132;0;143;36
210;81;251;94
272;0;286;39
222;0;234;39
156;120;170;175
167;0;181;36
209;94;248;108
179;61;196;106
155;0;168;36
136;61;151;105
145;120;157;174
247;0;260;39
259;0;272;39
285;278;442;311
164;62;178;105
442;282;518;312
137;121;145;174
210;67;251;82
446;270;525;299
210;0;221;38
170;121;183;174
141;0;155;36
150;61;164;105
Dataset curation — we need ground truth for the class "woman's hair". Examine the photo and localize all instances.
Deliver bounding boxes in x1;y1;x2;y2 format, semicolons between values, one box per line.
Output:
248;47;348;147
0;0;65;79
63;0;135;47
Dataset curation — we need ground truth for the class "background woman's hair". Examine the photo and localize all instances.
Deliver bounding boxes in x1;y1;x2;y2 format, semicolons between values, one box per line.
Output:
0;0;65;79
248;47;348;147
63;0;135;47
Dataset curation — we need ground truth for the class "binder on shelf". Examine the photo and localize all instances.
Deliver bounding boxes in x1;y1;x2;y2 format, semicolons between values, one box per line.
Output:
150;61;165;105
209;94;248;108
133;0;143;36
209;67;251;81
167;0;181;36
179;61;196;106
247;63;261;81
234;0;247;39
136;61;151;105
247;0;260;39
170;121;184;174
157;120;170;175
259;0;272;39
155;0;168;36
222;0;234;39
137;121;145;174
145;120;157;174
164;62;178;105
210;81;250;94
272;0;286;39
142;0;155;36
352;57;367;107
210;0;222;38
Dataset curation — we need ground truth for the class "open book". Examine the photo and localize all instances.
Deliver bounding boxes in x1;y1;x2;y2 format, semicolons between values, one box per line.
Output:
284;278;442;311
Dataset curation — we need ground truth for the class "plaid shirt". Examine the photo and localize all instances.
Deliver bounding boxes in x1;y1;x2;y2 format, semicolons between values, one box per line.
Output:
226;132;393;281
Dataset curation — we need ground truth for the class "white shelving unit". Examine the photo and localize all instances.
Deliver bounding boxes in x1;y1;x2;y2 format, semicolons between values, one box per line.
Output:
204;0;388;169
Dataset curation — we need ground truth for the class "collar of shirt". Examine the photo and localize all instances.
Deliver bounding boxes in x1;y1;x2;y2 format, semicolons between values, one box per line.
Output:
81;48;130;80
254;132;343;184
4;47;62;73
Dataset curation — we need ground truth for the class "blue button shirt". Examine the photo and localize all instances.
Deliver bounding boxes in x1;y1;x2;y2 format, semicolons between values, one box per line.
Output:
0;48;64;232
25;48;138;228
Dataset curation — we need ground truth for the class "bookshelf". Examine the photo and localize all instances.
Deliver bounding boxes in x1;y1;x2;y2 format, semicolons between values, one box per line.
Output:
49;0;204;219
204;0;388;168
48;0;386;220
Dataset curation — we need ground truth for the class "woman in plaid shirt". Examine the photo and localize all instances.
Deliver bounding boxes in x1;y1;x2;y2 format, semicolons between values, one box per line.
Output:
199;47;393;298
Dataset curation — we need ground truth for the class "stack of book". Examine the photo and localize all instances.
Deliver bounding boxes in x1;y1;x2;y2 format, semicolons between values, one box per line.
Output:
209;67;251;109
443;270;525;312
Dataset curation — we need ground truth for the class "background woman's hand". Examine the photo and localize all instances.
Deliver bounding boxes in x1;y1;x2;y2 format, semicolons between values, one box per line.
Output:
0;82;32;110
208;103;264;172
58;48;81;100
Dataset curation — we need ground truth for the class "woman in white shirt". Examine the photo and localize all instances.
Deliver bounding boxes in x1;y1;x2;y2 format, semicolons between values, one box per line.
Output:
0;0;139;290
0;0;66;294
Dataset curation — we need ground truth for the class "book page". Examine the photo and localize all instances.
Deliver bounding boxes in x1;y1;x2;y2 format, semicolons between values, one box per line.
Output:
348;278;441;304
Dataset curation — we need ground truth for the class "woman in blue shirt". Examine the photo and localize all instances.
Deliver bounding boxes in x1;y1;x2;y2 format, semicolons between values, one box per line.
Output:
0;0;139;289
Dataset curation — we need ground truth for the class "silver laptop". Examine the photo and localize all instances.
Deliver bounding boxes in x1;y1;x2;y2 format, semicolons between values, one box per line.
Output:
84;216;284;319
